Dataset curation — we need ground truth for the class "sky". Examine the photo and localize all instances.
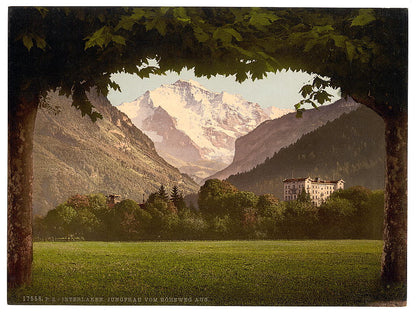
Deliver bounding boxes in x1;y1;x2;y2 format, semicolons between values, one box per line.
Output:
107;68;341;109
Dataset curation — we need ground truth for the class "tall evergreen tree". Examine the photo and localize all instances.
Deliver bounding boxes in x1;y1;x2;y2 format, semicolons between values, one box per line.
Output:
158;185;169;202
171;185;180;203
170;185;186;210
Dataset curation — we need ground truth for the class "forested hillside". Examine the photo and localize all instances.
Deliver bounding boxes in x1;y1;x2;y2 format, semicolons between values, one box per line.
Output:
210;98;359;180
227;106;385;198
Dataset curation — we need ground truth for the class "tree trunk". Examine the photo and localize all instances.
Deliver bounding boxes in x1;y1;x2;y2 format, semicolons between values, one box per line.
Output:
8;94;38;288
381;113;407;284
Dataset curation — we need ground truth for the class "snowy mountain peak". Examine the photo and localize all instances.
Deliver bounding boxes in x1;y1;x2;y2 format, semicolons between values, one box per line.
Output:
173;79;209;91
117;80;293;182
219;91;245;104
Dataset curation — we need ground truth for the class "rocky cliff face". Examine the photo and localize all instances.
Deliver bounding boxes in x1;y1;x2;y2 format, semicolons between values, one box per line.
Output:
33;90;198;215
117;80;292;182
210;98;361;181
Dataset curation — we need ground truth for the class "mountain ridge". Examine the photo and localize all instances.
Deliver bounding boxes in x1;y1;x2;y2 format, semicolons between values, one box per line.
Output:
209;97;360;181
33;89;198;215
227;105;385;197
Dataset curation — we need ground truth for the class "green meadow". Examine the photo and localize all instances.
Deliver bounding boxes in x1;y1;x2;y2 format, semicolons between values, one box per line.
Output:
8;240;405;306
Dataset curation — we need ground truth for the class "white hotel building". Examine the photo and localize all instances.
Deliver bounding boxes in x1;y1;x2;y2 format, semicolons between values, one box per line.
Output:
283;177;345;206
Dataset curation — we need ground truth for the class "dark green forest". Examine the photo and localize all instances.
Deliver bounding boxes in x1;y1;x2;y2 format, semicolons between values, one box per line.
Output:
227;106;385;198
34;180;384;241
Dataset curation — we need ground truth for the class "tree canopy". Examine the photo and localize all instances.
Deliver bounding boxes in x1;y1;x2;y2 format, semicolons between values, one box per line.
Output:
9;7;407;118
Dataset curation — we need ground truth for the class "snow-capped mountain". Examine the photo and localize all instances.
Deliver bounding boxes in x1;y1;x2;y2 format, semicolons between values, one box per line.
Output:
117;79;292;182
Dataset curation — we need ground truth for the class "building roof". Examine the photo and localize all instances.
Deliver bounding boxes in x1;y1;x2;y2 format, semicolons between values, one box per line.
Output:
283;177;344;184
282;177;310;182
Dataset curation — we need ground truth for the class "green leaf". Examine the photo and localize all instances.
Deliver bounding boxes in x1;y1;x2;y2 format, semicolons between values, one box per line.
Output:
35;7;48;18
137;66;160;78
173;7;190;22
313;90;333;104
351;9;376;27
345;41;356;62
89;111;103;122
71;84;102;122
154;19;167;36
34;35;47;50
300;85;313;98
223;28;243;41
313;25;334;34
84;26;125;49
160;7;170;15
145;18;158;32
330;34;348;48
235;71;248;83
84;26;107;49
123;64;140;75
115;16;136;31
296;108;306;118
193;26;210;43
108;80;121;92
230;8;245;23
111;35;126;46
251;61;270;80
22;34;33;51
249;12;280;29
312;77;330;89
304;39;318;52
232;45;256;59
213;27;243;44
115;9;146;31
213;28;231;43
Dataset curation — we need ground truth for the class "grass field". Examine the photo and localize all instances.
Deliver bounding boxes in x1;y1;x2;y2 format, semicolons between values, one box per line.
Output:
8;240;406;306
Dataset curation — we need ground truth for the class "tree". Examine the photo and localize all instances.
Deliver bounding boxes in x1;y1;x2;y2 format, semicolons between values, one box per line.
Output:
171;185;186;211
32;215;48;241
211;215;233;239
361;190;384;239
177;210;208;239
330;187;384;239
241;207;258;237
331;186;371;208
86;193;110;236
8;7;407;287
158;184;169;202
283;200;318;239
223;191;259;219
112;199;152;240
44;204;77;239
71;208;101;240
297;188;312;203
318;197;358;238
198;179;238;217
256;194;279;214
